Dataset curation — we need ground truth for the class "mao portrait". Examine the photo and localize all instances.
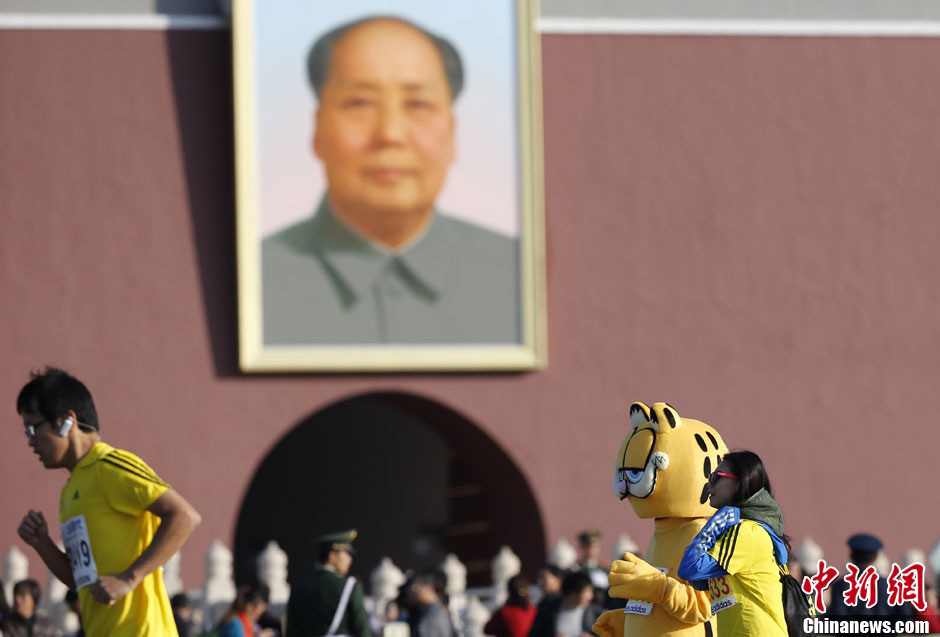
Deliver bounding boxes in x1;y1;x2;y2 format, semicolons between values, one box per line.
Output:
234;1;544;371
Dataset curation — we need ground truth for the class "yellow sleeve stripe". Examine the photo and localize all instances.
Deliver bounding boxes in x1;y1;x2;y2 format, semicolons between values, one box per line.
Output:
718;524;741;570
102;455;169;487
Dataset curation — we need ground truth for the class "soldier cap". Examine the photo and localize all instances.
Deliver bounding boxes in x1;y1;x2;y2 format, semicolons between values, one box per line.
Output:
577;530;601;546
317;528;358;554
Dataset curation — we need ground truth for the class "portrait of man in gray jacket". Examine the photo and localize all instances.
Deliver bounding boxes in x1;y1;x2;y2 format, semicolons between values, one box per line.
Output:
261;15;520;346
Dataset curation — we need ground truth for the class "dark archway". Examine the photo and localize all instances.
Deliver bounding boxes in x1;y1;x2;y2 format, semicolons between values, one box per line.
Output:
234;392;545;588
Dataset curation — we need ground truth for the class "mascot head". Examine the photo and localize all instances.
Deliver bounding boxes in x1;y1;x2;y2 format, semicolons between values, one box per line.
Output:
613;402;729;519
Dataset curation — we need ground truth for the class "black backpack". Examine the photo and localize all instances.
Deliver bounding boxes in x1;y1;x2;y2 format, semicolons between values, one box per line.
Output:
778;563;817;637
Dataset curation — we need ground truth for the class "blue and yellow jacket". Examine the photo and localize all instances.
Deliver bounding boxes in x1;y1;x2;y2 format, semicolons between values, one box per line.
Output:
678;504;789;637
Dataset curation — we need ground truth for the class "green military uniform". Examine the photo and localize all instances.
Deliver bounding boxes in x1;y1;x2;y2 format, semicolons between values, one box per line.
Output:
286;530;371;637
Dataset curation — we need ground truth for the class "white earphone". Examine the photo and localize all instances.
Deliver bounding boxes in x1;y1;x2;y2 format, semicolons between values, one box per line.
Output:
58;416;75;437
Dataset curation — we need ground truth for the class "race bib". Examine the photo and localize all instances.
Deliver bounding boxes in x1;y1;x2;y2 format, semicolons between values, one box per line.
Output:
709;575;737;614
623;567;669;616
62;515;98;589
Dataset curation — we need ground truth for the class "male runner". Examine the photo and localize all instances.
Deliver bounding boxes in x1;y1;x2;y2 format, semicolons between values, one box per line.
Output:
16;367;201;636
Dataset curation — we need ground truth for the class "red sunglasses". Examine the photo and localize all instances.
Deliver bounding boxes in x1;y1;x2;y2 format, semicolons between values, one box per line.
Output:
708;470;739;486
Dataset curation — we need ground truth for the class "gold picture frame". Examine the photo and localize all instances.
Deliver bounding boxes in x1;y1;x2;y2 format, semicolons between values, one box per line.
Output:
233;0;545;372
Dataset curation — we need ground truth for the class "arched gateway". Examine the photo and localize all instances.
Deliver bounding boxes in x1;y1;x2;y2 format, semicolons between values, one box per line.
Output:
234;392;545;587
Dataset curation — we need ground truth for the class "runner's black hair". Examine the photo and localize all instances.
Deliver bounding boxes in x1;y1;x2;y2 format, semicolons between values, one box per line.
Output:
16;367;99;431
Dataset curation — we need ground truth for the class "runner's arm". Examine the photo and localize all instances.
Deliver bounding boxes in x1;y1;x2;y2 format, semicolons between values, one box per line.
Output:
677;508;739;583
17;510;76;589
677;534;729;583
34;537;76;590
90;489;200;604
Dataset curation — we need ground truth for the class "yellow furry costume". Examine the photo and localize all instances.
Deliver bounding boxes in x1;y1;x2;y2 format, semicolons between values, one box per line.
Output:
593;402;729;637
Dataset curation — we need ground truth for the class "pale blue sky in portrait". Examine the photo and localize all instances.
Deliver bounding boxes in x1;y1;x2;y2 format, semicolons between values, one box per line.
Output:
253;1;520;237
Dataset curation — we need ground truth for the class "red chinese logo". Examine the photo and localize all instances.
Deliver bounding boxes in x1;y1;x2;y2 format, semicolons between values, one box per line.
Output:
843;564;879;609
802;560;840;614
886;562;927;612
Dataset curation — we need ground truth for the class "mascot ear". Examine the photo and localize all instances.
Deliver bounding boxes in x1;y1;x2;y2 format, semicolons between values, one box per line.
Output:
629;402;651;429
649;402;682;433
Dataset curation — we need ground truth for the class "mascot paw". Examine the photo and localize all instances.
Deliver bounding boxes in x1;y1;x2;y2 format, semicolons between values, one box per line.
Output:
608;552;668;602
592;609;624;637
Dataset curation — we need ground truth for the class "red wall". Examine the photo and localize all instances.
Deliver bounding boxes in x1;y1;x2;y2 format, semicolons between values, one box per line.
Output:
1;29;939;586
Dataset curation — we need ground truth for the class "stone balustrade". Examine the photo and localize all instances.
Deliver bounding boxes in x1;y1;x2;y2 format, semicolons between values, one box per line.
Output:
0;541;525;636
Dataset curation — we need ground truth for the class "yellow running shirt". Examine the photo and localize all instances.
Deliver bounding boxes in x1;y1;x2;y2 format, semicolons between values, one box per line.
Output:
705;520;787;637
58;442;178;637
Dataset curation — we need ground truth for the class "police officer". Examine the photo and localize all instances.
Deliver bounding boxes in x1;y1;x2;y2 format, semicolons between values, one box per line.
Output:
826;533;912;618
286;530;371;637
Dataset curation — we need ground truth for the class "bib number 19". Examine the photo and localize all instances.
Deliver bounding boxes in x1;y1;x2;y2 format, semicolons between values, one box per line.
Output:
61;515;98;589
67;539;92;569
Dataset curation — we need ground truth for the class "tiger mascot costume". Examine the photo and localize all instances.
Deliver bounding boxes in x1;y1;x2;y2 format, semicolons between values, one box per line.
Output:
593;402;729;637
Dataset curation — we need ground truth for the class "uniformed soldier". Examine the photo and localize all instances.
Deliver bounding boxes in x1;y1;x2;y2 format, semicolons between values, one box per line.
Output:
286;529;371;637
573;530;616;610
574;531;605;572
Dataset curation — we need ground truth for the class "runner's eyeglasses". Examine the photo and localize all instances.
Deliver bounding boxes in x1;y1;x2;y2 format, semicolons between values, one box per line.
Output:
24;419;46;441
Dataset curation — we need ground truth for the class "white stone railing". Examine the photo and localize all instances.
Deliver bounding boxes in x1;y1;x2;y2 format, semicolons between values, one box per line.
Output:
6;533;934;636
0;541;525;636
